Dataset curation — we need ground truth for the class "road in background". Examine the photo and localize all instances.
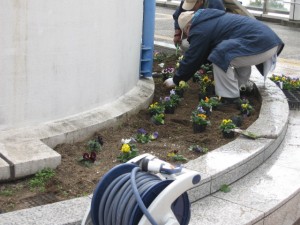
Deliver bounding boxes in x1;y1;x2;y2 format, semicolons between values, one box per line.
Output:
154;6;300;61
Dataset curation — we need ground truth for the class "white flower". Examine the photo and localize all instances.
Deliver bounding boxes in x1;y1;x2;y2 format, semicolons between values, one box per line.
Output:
121;138;131;144
158;63;165;68
121;138;136;144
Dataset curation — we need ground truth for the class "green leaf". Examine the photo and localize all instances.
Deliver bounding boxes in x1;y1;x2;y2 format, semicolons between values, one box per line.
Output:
220;184;231;193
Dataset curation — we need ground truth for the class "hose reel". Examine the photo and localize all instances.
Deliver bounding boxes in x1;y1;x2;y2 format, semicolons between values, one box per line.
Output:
82;154;201;225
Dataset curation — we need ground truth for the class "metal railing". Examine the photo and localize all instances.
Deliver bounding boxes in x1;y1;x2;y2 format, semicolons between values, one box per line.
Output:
161;0;294;17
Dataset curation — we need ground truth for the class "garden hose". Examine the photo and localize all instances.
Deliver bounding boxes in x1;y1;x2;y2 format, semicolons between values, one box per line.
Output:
90;163;191;225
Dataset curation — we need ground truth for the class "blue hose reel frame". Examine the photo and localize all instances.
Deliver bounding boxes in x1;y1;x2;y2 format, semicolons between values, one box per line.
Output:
91;163;137;225
91;163;191;225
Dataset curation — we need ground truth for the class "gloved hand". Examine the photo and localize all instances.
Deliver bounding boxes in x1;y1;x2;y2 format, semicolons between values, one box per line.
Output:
173;29;182;46
163;78;176;89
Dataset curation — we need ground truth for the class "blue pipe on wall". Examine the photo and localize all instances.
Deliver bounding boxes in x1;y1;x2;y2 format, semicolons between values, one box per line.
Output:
140;0;156;77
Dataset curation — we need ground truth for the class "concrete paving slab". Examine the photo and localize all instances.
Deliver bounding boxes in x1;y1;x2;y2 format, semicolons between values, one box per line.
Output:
0;78;155;181
187;179;211;203
185;137;271;178
1;140;61;179
289;111;300;125
210;149;265;193
189;196;264;225
254;220;264;225
263;191;300;225
206;112;300;224
266;111;300;169
0;196;90;225
213;163;300;215
0;156;10;181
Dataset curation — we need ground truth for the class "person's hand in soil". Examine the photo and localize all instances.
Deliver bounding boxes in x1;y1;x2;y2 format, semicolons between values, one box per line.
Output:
164;78;176;89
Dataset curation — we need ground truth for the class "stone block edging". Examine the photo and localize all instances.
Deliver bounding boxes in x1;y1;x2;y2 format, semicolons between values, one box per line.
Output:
0;42;289;224
186;72;289;202
0;78;155;181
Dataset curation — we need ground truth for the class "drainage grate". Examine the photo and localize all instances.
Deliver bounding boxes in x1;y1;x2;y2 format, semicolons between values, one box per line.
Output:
20;193;59;208
283;90;300;110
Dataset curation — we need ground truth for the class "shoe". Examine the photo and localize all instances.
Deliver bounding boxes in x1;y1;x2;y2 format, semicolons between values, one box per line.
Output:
220;97;240;105
217;97;240;110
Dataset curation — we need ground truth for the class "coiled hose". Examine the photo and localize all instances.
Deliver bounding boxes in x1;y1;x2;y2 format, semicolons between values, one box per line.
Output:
91;164;190;225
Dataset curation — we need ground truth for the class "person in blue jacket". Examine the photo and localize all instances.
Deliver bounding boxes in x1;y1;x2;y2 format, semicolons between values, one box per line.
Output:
164;9;284;101
173;0;225;49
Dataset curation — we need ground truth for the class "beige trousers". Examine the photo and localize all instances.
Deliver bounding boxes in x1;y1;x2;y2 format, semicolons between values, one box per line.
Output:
213;46;278;98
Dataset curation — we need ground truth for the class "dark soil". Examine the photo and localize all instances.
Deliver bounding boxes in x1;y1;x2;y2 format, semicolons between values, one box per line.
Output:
0;53;261;213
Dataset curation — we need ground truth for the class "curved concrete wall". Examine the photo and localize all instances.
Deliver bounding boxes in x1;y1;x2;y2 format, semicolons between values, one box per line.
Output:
0;0;143;130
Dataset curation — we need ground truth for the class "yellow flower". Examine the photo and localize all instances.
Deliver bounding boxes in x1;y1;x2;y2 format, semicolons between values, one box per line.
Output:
150;102;158;109
121;144;131;153
205;97;209;103
241;103;248;109
198;114;207;119
203;76;211;83
167;152;176;157
179;81;185;88
222;119;232;125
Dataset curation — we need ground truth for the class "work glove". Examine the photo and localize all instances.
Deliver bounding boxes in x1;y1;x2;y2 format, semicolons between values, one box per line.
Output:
163;78;176;89
173;29;182;46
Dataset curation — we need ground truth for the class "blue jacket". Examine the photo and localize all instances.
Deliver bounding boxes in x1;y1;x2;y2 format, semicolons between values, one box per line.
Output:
173;0;225;30
173;9;284;85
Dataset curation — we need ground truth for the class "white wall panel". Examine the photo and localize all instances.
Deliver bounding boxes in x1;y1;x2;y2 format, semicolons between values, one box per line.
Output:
0;0;143;130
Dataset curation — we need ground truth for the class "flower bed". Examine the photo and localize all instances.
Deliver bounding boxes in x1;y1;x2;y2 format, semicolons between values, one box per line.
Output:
270;74;300;110
0;52;261;213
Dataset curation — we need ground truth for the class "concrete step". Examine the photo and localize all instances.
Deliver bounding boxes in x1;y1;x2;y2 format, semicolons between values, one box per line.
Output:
189;110;300;225
185;71;289;202
0;69;290;225
0;78;155;181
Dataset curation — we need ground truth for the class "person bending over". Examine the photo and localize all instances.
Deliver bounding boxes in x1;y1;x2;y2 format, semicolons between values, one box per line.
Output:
165;9;284;102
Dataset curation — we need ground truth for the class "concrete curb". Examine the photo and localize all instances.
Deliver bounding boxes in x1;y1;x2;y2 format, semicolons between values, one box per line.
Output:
186;72;289;202
0;78;155;181
0;44;290;225
189;111;300;225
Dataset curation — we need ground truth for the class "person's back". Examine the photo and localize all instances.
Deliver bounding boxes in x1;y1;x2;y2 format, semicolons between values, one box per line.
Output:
188;9;284;71
164;9;284;102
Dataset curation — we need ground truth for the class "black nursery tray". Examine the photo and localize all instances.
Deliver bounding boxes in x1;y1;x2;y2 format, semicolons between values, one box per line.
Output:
282;90;300;110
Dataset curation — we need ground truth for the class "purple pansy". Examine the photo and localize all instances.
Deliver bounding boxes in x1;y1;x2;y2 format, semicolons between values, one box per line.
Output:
83;153;90;160
137;128;147;135
150;131;159;140
90;152;97;162
197;106;206;114
164;96;171;102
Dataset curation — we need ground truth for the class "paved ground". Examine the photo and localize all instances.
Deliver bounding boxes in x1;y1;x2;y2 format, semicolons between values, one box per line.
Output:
154;6;300;224
154;6;300;63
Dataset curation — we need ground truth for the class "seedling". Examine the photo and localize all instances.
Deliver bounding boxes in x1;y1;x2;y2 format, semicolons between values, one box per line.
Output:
0;188;13;196
29;168;55;192
220;184;231;193
87;140;102;153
